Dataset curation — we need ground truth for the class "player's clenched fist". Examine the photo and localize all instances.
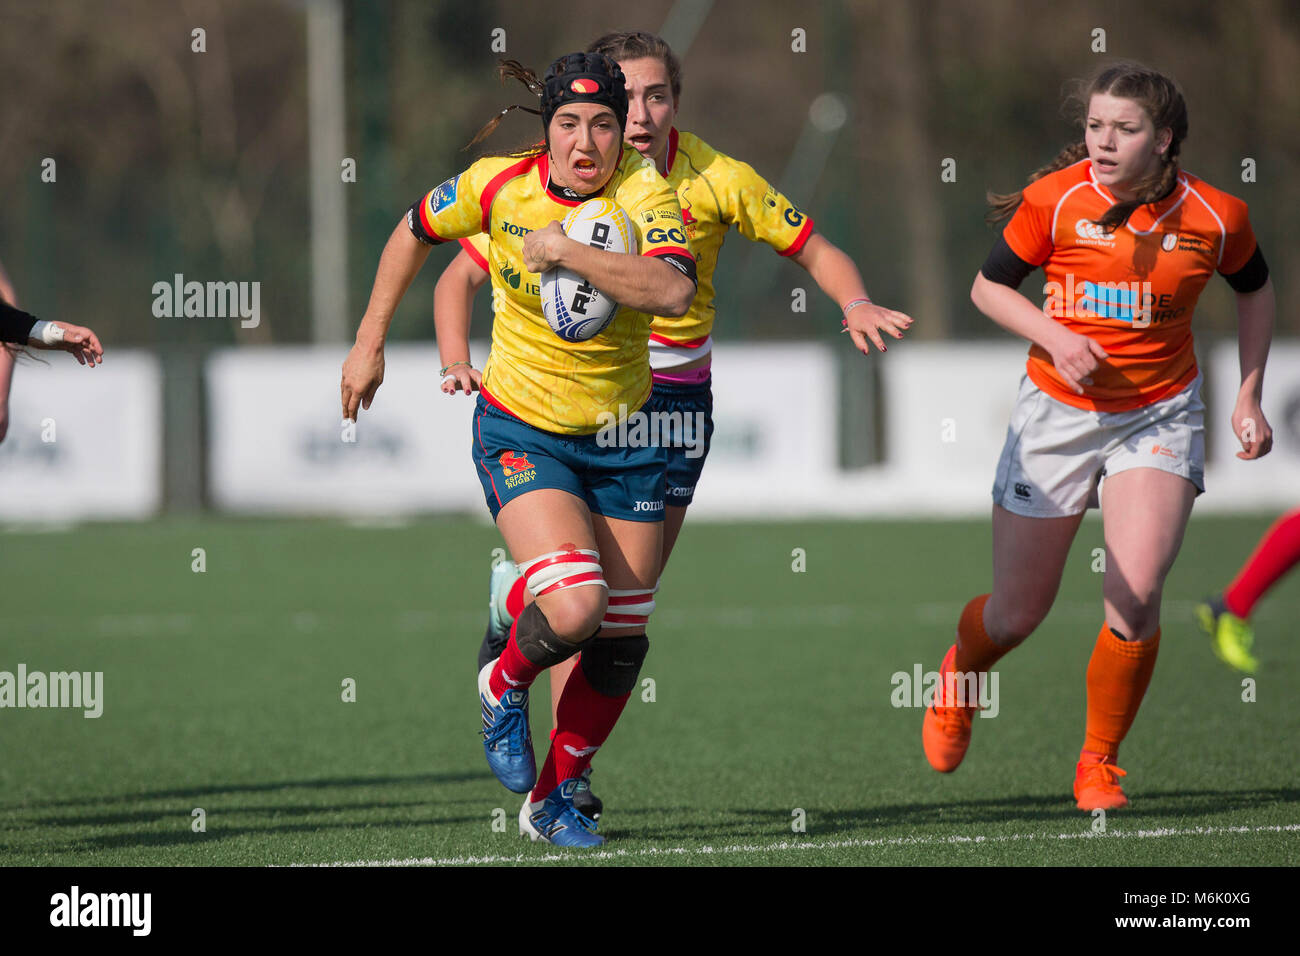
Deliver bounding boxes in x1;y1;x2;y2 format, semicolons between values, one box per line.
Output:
1047;329;1108;395
522;221;569;273
1231;395;1273;460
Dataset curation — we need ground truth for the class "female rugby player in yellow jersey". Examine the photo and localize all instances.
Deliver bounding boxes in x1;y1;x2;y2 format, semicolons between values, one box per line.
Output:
921;62;1274;811
341;52;697;848
444;31;912;819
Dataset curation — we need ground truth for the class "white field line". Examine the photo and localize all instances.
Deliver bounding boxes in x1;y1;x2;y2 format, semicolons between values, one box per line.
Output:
302;822;1300;867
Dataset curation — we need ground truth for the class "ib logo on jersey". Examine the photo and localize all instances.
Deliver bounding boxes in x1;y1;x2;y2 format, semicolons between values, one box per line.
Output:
1161;233;1178;252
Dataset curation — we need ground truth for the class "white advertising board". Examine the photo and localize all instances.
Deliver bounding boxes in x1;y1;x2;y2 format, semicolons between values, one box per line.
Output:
0;351;162;520
206;344;487;515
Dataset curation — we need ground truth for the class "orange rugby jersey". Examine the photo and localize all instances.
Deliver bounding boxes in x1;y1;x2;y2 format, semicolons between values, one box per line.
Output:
462;128;813;359
1002;159;1258;411
410;146;692;434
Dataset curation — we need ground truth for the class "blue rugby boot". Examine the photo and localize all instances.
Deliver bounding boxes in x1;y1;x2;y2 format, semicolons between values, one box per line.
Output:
571;764;603;820
478;659;535;793
519;778;605;848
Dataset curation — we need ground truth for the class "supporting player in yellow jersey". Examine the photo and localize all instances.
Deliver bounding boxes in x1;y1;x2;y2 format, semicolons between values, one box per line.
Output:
440;31;912;820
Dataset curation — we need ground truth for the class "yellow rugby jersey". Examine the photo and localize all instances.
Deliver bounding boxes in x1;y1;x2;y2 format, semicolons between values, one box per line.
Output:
656;128;812;346
462;129;813;351
409;146;692;434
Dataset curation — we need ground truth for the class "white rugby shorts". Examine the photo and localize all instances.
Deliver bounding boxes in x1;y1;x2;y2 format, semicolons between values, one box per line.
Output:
992;372;1205;518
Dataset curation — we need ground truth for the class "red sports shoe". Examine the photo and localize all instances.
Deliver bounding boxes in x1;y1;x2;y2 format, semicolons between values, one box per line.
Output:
922;644;978;772
1074;752;1129;811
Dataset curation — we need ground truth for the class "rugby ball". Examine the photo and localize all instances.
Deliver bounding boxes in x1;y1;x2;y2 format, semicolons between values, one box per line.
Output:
540;198;637;342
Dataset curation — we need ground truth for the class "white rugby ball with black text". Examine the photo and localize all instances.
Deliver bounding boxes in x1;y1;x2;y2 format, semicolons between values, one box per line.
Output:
540;198;638;342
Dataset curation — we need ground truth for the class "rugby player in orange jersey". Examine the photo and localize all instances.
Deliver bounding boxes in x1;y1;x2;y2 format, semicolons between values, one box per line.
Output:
439;31;913;820
921;62;1275;811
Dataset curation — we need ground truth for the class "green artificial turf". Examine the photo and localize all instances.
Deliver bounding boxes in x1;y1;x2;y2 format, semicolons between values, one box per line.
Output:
1;515;1295;866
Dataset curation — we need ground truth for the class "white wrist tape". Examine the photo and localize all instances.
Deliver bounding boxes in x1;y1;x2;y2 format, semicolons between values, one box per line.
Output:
30;320;64;345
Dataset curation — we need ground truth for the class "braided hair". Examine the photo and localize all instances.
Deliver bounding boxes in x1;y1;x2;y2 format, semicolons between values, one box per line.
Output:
988;62;1188;231
466;53;628;153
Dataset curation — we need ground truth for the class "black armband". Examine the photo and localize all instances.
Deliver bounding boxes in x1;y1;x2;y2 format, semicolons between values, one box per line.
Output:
0;300;37;345
980;234;1036;290
1222;244;1269;294
655;252;698;288
405;202;441;246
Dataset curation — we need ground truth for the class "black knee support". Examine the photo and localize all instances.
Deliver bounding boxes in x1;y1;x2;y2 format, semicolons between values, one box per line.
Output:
580;634;650;696
514;602;590;668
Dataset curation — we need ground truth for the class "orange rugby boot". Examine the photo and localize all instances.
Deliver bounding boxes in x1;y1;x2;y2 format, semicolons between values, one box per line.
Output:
922;644;978;772
1074;752;1129;811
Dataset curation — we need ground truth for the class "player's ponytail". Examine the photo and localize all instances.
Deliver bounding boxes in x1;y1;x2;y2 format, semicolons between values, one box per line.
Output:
465;59;545;154
986;142;1089;225
987;62;1187;231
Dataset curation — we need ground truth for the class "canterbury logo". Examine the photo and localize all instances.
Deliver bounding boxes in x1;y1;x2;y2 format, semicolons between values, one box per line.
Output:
1075;219;1114;242
563;744;600;758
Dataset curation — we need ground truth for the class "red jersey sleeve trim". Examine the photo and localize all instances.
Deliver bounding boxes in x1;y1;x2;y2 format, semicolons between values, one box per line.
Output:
779;217;815;257
649;332;709;348
418;200;448;243
459;237;489;273
480;157;536;233
646;245;695;261
666;128;679;171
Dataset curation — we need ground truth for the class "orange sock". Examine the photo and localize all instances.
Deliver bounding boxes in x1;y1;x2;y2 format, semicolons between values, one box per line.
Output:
953;595;1011;675
1082;624;1160;759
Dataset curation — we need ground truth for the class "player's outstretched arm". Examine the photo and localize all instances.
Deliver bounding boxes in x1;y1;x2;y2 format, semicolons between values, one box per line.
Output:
434;249;489;395
971;271;1107;396
788;232;913;354
342;220;433;420
1231;276;1274;460
522;221;695;317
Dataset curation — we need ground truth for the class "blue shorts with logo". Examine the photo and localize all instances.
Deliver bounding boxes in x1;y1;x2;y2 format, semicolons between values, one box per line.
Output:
472;395;668;522
644;378;715;507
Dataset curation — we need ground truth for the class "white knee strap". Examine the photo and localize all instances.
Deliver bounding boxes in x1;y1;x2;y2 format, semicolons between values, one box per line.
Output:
520;549;607;597
602;582;658;629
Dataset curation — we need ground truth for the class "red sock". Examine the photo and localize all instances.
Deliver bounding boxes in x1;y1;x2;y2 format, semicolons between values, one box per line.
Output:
488;620;544;699
532;655;630;802
1224;509;1300;618
506;575;527;620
